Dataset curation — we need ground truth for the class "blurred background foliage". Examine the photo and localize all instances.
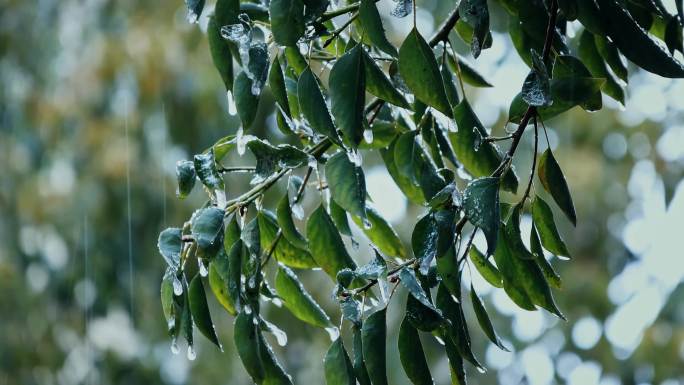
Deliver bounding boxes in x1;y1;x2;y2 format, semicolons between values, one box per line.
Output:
1;0;684;384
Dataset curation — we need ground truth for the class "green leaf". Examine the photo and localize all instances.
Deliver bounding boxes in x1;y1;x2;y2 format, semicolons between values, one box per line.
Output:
459;0;489;57
444;334;467;385
405;291;444;332
599;0;684;78
233;71;260;129
351;205;407;259
227;241;244;308
358;0;398;57
530;223;562;289
297;67;342;145
224;214;242;251
188;274;221;348
211;135;237;162
522;50;552;107
399;268;440;312
435;284;483;370
436;247;461;296
463;177;500;255
208;249;238;315
208;16;234;92
399;28;452;117
504;203;535;260
269;0;305;46
469;246;503;288
447;53;493;87
450;100;518;193
381;138;426;205
275;264;334;328
361;309;388;385
531;196;571;258
324;339;357;385
258;211;318;269
194;149;224;190
269;56;292;118
352;325;373;385
394;131;423;186
412;210;455;271
234;312;265;383
398;317;434;385
363;52;410;108
215;0;239;27
441;64;460;109
158;228;182;270
326;151;367;221
161;269;177;334
470;284;508;351
329;199;353;238
307;205;358;280
247;138;309;182
538;149;577;226
578;30;625;105
594;34;628;82
276;193;307;249
330;45;366;148
191;207;225;250
552;54;602;111
285;46;308;76
492;226;536;310
176;160;196;199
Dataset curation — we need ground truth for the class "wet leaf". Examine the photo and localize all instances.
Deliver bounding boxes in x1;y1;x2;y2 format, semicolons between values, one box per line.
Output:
275;264;334;328
463;177;500;255
447;53;493;87
234;311;266;383
538;149;577;226
330;199;353;238
531;195;571;258
492;226;536;310
297;67;341;144
468;246;503;288
326;151;367;221
161;269;177;333
441;64;460;109
269;0;305;46
435;284;483;370
530;223;562;289
594;34;628;82
269;56;291;117
209;248;238;315
176;161;196;199
358;0;397;57
330;45;366;148
363;52;410;108
361;308;388;385
191;207;225;250
352;325;373;385
381;138;426;205
470;284;508;351
351;205;407;259
459;0;489;57
399;28;452;117
233;70;260;129
307;205;358;280
276;193;308;249
258;211;318;269
158;227;182;270
578;30;625;104
324;338;357;385
188;274;221;348
208;16;234;92
247;139;309;182
399;268;440;312
398;317;434;385
194;150;224;190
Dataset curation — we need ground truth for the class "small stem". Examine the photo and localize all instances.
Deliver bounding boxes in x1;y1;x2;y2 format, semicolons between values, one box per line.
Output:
352;258;416;294
218;166;257;173
323;13;359;48
484;134;514;143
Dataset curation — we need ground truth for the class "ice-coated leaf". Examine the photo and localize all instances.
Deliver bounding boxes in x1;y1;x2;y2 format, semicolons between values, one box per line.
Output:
326;151;367;221
247;138;309;182
538;149;577;226
330;45;366;148
390;0;413;18
470;284;509;351
161;268;177;333
234;312;266;383
381;137;426;205
398;317;434;385
176;160;196;199
361;309;388;385
188;274;222;348
351;205;407;259
340;295;362;324
522;50;552;107
258;211;318;268
276;192;307;249
307;205;358;280
297;67;342;144
358;0;398;57
208;16;234;92
324;338;356;385
531;195;571;258
194;150;224;190
275;264;334;328
185;0;206;23
459;0;489;57
463;177;500;255
269;56;291;118
158;227;182;270
399;28;452;117
191;207;225;250
354;250;388;280
399;268;440;312
233;70;260;129
269;0;305;46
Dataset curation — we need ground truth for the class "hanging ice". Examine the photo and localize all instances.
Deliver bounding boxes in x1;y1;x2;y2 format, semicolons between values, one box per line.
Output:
346;149;363;167
187;345;197;361
363;128;374;144
226;91;237;116
324;327;340;341
173;276;183;296
199;259;209;277
170;338;180;354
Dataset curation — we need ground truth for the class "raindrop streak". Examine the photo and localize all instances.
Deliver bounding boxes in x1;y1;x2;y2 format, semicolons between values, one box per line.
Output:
83;215;92;385
124;98;135;323
325;327;340;341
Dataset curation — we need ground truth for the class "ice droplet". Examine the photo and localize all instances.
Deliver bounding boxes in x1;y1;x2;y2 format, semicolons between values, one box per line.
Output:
186;10;199;24
346;149;362;167
199;259;209;277
473;127;482;152
173;276;183;296
362;217;372;230
244;304;253;314
433;335;445;346
363;128;374;144
263;319;288;346
187;345;197;361
556;255;570;261
167;317;176;331
292;203;304;220
237;128;247;156
215;189;227;207
271;297;283;307
226;91;237;116
170;338;180;354
325;327;340;341
476;366;486;374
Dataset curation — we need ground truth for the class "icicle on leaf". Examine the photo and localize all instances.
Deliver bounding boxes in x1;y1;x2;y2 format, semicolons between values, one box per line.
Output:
194;149;224;190
158;228;183;270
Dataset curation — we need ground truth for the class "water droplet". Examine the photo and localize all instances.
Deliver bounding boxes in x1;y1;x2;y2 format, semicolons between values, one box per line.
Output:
173;276;183;296
226;91;237;115
199;259;209;277
473;127;482;151
362;217;372;230
324;327;340;341
556;255;570;261
187;345;197;361
237;128;247;156
170;338;180;354
244;304;253;315
363;128;374;144
476;366;486;374
346;149;362;167
434;335;445;345
271;298;283;307
292;203;304;220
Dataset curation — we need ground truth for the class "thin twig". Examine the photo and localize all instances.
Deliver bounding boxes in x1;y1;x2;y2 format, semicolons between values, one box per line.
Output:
520;115;539;205
323;13;359;48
